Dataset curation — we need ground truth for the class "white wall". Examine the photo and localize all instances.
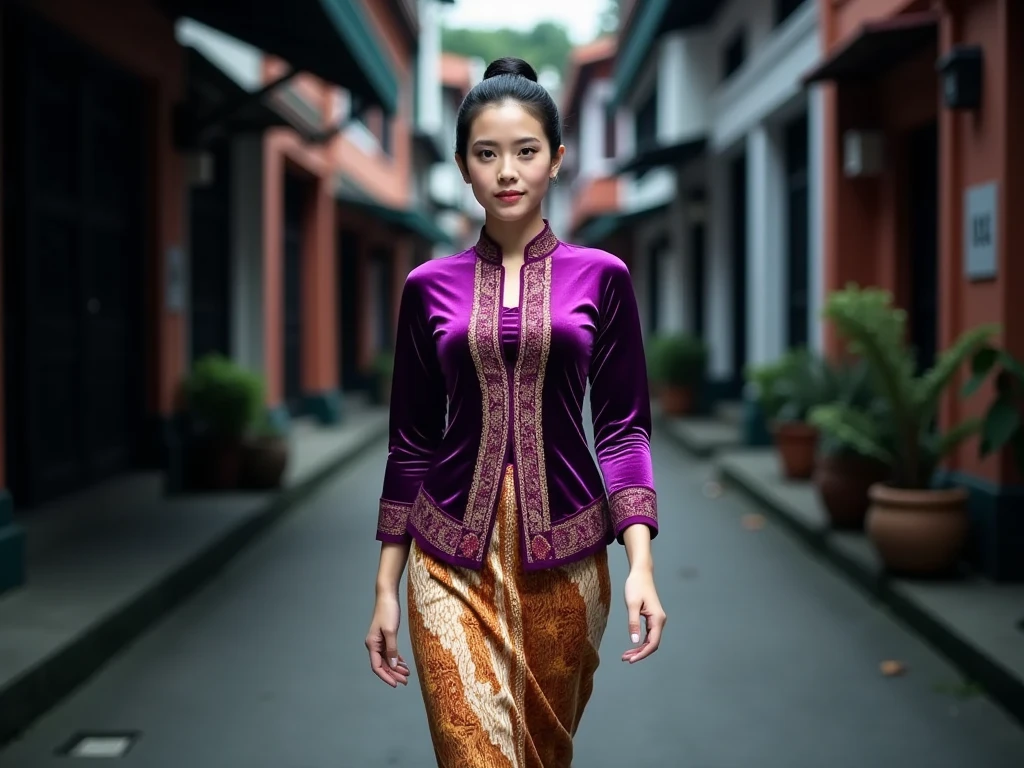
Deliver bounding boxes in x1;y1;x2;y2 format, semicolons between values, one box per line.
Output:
417;0;443;136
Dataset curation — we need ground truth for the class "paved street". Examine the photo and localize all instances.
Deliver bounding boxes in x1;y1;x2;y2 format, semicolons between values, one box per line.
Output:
3;429;1024;767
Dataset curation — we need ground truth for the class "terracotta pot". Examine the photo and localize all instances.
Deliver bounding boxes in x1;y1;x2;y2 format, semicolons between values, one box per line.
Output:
866;484;970;575
190;435;243;490
813;453;890;529
659;385;695;416
772;421;819;479
241;435;289;490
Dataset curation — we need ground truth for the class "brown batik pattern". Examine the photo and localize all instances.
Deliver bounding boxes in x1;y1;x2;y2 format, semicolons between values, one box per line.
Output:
408;466;611;768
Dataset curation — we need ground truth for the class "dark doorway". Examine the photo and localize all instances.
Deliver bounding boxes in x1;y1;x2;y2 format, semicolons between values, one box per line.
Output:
189;142;232;360
906;121;939;373
690;220;707;338
646;237;665;334
729;152;749;389
282;175;306;414
373;247;395;353
338;229;363;391
2;11;147;507
784;113;810;350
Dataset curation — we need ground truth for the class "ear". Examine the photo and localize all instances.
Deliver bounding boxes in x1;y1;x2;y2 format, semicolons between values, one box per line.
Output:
549;145;566;180
454;154;471;184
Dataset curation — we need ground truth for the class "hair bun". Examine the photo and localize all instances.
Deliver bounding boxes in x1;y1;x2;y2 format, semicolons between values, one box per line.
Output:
483;57;538;83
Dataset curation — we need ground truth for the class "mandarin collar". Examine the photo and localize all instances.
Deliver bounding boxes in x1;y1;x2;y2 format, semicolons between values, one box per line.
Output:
473;220;560;265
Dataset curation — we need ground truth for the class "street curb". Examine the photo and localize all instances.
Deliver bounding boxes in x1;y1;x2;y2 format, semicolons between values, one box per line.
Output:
660;421;715;459
0;422;387;747
715;456;1024;730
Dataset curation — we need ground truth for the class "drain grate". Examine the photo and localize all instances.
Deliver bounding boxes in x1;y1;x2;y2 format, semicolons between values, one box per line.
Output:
55;731;140;759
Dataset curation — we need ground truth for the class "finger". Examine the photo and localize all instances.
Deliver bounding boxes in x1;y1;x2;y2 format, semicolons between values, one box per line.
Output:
384;630;401;670
626;602;642;646
628;617;665;664
370;651;399;687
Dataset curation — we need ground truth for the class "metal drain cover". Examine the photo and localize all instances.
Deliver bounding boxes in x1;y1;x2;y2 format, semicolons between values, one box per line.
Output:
56;732;139;758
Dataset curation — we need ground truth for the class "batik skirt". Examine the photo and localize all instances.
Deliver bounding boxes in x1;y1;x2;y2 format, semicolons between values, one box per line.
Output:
407;464;612;768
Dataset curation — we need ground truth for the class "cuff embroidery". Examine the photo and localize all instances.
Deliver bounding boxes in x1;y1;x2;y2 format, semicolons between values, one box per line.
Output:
377;499;411;537
609;486;657;531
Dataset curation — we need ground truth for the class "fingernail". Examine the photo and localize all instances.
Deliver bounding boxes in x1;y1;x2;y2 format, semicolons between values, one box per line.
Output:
390;657;398;668
631;633;640;644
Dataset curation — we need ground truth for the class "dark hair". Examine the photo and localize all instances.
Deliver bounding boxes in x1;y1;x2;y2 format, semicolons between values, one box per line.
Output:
455;57;562;160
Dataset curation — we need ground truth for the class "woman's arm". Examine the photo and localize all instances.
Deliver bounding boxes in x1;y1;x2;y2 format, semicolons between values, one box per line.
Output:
367;270;446;688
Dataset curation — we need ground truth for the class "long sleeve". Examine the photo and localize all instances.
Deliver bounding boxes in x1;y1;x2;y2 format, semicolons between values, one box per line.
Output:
376;272;447;544
588;259;658;542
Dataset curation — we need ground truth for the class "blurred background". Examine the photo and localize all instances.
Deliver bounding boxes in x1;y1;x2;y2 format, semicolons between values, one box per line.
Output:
1;0;1023;765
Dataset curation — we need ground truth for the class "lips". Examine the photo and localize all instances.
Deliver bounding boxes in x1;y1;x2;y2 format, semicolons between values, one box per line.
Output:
496;191;524;201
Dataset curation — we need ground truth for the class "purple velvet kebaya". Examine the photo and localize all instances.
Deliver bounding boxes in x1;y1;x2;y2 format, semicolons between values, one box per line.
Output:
376;222;658;571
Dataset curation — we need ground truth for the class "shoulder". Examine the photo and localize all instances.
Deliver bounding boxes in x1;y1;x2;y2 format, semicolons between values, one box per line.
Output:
404;248;476;292
556;241;632;282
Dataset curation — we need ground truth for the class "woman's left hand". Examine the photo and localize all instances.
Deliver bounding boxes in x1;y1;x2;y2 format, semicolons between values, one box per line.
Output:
622;568;667;663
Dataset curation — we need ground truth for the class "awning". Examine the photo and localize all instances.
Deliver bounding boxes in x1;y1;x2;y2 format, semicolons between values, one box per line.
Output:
161;0;399;114
335;178;454;247
611;0;723;109
617;137;706;179
574;204;671;246
180;47;324;143
802;11;939;85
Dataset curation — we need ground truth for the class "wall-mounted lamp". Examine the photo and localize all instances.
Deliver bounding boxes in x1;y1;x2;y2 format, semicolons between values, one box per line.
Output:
937;45;983;111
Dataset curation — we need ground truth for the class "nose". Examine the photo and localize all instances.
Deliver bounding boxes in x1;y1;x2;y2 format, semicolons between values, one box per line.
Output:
498;157;517;184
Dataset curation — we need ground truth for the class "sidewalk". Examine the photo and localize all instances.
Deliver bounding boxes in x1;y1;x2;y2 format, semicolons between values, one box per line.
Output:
0;405;389;746
658;411;1024;728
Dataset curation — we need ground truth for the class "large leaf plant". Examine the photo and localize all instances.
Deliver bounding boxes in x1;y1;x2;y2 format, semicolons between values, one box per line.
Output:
808;284;998;490
965;346;1024;477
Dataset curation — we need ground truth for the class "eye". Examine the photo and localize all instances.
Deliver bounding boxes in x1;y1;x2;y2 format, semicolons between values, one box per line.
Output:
477;149;496;159
520;147;538;157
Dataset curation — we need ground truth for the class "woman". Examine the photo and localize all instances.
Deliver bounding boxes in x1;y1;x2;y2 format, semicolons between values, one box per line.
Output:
365;56;666;767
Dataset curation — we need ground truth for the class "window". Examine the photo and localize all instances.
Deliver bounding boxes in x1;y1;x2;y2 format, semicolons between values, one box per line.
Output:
722;30;746;80
635;91;657;152
774;0;807;27
362;106;393;155
603;106;617;159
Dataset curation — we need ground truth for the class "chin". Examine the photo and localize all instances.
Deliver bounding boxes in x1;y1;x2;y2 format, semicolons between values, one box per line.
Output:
484;201;540;224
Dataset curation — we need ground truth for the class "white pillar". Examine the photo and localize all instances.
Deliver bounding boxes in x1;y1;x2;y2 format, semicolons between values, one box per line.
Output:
808;87;826;353
746;124;786;366
706;155;733;381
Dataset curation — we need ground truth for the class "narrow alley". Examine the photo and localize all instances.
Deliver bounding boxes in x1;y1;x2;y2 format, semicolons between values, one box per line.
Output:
2;432;1022;768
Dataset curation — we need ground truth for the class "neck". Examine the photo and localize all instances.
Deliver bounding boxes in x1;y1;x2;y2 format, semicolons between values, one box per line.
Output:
483;210;547;258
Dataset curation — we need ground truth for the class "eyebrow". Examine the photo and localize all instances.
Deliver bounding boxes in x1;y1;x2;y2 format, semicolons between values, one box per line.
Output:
472;137;542;147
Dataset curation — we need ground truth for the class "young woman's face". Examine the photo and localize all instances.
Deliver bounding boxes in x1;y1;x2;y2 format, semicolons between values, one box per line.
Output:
458;101;564;224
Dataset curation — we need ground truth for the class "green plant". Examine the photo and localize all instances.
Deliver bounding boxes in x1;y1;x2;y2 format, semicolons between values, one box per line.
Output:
810;357;893;459
809;284;998;489
647;333;707;388
745;352;800;421
771;349;846;423
965;346;1024;476
184;354;265;439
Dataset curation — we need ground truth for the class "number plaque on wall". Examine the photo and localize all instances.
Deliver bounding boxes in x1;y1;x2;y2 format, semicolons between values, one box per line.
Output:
964;181;997;281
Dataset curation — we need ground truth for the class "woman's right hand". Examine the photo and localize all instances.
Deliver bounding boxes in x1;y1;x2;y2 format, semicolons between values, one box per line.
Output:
365;593;410;688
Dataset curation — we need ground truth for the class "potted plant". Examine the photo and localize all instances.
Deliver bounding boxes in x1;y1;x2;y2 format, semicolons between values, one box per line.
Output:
808;359;892;529
769;349;836;480
373;349;394;406
240;413;290;490
744;357;789;446
647;333;707;416
814;284;998;575
183;354;264;490
966;346;1024;476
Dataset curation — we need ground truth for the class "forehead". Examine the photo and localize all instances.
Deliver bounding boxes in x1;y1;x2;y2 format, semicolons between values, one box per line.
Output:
469;101;544;141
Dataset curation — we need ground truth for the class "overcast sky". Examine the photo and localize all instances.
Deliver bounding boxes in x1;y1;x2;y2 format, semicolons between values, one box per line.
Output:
439;0;607;44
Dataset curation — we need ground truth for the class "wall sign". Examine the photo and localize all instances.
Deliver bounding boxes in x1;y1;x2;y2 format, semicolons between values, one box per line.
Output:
965;182;997;281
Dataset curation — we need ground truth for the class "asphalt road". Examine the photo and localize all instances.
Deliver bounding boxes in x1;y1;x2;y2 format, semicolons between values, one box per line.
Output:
3;429;1024;767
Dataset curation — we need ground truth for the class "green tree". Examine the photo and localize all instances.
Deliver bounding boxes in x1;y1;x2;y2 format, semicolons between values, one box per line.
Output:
441;22;574;77
597;0;619;35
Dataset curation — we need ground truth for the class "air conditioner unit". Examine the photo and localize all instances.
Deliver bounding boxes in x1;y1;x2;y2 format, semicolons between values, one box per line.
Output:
843;130;884;177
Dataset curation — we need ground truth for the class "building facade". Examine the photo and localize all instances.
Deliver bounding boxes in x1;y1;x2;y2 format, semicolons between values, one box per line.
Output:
808;0;1024;579
608;0;823;401
0;0;452;593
